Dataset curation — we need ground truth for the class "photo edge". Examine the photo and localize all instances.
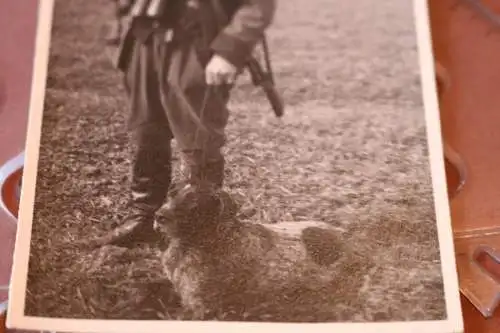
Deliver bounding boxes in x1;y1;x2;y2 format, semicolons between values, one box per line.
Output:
7;0;56;324
4;316;467;333
5;0;466;331
412;0;464;331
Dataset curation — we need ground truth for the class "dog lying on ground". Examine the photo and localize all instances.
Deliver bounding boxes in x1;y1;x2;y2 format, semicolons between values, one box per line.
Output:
153;185;373;322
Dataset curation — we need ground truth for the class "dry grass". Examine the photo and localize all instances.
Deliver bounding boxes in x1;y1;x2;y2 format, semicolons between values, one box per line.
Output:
25;0;447;322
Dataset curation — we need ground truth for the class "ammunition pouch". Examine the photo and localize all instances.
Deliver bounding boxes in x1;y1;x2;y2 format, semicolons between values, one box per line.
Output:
114;0;236;72
130;17;163;44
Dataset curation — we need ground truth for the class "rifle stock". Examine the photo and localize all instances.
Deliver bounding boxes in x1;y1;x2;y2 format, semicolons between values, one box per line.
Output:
246;57;284;118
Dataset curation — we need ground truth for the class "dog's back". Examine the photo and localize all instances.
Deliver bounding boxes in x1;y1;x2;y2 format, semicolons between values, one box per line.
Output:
160;217;372;321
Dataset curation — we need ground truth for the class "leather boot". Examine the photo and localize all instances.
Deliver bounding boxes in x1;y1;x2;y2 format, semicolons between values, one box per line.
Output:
98;135;173;248
160;150;239;224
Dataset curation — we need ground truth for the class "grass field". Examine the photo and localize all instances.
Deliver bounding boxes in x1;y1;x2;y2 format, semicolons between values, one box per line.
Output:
25;0;447;322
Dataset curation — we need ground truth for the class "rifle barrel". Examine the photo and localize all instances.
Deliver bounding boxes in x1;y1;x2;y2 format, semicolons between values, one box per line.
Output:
246;57;284;118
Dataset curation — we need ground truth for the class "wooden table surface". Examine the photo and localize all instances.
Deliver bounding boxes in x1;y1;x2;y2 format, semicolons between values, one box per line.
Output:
0;1;38;332
461;295;500;332
0;0;499;332
428;0;500;332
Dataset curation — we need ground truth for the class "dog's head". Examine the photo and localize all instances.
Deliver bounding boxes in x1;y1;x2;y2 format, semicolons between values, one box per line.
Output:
154;184;239;242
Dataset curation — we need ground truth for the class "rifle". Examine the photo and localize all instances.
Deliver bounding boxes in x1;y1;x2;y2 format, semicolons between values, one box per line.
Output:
210;0;285;118
246;43;284;118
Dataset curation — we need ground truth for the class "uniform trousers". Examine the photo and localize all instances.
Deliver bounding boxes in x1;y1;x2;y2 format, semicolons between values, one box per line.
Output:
123;27;232;215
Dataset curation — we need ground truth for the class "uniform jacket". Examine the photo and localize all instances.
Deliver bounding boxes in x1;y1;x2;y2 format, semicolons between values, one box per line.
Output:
115;0;276;70
210;0;276;68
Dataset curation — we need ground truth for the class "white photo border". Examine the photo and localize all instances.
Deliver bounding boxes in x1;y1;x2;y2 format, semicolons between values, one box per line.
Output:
7;0;464;332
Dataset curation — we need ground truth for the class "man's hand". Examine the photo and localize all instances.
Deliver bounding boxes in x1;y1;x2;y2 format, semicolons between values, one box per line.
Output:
205;55;238;86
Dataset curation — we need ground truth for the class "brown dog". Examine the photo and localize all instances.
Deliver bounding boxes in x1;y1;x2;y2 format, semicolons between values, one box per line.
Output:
153;185;371;322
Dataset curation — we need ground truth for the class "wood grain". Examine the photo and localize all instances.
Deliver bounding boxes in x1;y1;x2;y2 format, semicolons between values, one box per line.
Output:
428;0;500;331
2;0;500;331
0;1;38;332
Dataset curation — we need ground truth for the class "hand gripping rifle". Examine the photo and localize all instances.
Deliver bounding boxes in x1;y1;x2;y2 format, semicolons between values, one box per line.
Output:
112;0;285;118
209;0;285;118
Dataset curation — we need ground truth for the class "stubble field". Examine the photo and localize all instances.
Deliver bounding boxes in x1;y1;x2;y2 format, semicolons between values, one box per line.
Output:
25;0;448;322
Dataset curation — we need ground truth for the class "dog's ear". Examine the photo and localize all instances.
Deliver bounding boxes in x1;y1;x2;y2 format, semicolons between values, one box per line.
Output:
154;201;178;235
155;185;239;234
301;227;344;266
155;200;173;220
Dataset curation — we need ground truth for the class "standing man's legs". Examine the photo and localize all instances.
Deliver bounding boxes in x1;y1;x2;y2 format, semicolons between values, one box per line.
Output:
102;29;237;246
105;36;174;247
158;36;238;218
166;40;229;189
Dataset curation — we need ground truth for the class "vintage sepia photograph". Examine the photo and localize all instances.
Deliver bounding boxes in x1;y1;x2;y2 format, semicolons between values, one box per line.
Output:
8;0;463;332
